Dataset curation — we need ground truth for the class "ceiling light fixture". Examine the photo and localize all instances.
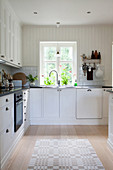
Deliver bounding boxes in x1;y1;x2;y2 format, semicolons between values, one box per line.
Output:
34;11;38;15
56;22;60;28
87;11;91;14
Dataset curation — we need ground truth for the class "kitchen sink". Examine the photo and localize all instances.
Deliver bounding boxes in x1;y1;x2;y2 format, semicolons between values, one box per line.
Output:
43;85;75;88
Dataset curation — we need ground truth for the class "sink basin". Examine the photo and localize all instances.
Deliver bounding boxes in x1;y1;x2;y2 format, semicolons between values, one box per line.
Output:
43;85;58;88
43;85;75;88
59;85;75;88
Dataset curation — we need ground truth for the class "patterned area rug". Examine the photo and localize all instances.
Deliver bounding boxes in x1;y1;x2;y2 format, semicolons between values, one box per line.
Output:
28;139;105;170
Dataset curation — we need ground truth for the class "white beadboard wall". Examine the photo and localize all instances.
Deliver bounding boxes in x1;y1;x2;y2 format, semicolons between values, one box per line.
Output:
22;25;113;85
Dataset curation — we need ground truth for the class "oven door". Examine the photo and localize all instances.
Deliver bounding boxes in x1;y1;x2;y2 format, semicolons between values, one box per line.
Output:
14;99;23;132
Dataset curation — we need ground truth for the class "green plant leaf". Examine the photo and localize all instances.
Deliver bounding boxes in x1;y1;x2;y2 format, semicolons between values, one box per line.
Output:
26;74;38;83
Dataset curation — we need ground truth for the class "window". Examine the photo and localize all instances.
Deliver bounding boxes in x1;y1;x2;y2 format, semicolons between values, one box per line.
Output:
40;42;77;85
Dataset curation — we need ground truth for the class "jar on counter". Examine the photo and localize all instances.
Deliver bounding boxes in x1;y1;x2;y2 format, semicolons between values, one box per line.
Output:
4;79;9;88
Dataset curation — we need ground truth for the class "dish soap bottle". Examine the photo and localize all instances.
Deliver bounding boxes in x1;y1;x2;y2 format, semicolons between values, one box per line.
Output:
74;79;77;86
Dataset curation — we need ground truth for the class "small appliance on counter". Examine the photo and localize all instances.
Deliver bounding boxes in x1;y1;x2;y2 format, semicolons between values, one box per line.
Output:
13;80;22;87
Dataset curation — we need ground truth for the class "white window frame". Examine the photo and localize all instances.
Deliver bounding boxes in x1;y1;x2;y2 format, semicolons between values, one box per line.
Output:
40;41;77;85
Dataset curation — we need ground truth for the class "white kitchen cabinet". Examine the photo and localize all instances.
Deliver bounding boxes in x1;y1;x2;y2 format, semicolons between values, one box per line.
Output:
108;93;113;152
60;88;76;118
0;94;13;108
43;88;59;118
0;0;22;67
17;25;22;66
30;87;107;125
0;93;14;169
0;89;31;169
103;88;110;118
0;125;12;162
30;89;43;118
0;0;7;61
108;103;113;142
77;88;103;119
0;103;13;132
23;89;30;132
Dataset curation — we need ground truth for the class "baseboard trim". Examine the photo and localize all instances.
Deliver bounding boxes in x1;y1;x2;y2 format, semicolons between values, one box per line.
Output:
30;117;108;125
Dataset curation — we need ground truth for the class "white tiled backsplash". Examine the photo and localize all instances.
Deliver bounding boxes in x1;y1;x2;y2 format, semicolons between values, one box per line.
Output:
11;66;39;86
0;64;104;86
78;65;104;86
0;64;12;74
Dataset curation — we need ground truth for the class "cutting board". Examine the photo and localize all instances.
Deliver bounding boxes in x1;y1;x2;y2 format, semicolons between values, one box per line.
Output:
13;72;27;85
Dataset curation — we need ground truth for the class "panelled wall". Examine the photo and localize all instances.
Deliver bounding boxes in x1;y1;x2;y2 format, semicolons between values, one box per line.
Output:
22;25;113;85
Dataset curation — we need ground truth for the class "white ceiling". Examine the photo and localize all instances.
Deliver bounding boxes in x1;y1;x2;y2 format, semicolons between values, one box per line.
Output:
8;0;113;25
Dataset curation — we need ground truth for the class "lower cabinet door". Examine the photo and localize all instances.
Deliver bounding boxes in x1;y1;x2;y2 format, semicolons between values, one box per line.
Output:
30;89;42;118
60;89;76;118
0;125;12;160
0;104;12;132
108;97;113;143
43;89;59;118
102;89;109;118
77;89;102;119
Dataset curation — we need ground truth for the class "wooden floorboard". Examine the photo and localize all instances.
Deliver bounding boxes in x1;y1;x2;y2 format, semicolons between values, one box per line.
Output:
4;125;113;170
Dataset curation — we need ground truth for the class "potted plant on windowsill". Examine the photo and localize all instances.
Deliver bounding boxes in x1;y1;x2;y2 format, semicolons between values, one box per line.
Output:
26;74;38;86
61;68;70;86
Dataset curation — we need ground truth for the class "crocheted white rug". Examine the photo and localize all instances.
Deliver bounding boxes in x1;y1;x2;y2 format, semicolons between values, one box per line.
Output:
28;139;104;170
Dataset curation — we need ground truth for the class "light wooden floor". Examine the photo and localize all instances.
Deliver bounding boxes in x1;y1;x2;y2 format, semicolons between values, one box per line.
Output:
5;125;113;170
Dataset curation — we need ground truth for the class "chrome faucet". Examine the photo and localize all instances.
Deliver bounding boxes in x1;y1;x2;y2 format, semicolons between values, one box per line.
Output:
49;70;60;86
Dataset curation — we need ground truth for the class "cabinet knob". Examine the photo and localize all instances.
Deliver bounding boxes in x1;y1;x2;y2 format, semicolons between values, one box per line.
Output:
6;129;9;133
103;89;106;91
24;106;26;108
10;59;13;62
24;112;26;114
87;89;91;91
6;107;9;111
24;99;26;101
24;92;26;95
18;63;20;65
6;98;9;102
24;119;26;121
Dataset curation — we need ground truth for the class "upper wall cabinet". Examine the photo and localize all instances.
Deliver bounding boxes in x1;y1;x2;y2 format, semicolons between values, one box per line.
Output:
0;0;22;67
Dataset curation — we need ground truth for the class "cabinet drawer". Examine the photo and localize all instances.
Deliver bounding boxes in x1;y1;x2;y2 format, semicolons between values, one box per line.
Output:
23;91;27;99
0;94;14;107
0;104;13;132
0;125;12;160
23;90;29;99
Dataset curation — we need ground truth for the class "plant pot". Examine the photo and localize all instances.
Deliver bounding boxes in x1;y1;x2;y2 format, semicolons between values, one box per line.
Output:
30;82;35;86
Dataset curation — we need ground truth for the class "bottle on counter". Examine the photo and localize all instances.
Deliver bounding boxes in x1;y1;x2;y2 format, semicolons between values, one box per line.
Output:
74;79;77;86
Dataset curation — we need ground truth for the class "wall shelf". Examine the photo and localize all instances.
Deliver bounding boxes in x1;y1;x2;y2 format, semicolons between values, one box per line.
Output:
82;59;101;64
